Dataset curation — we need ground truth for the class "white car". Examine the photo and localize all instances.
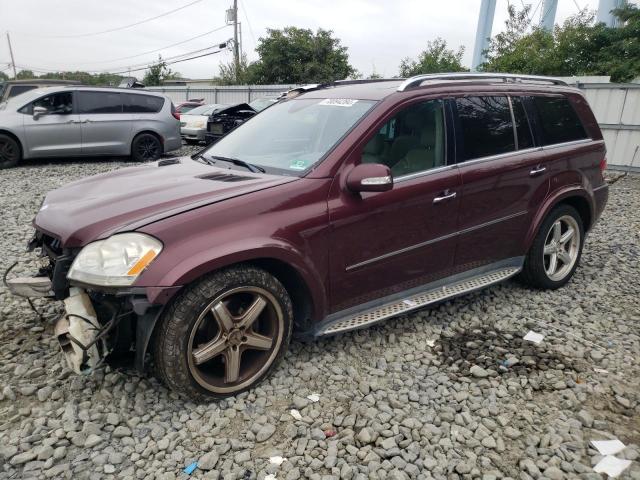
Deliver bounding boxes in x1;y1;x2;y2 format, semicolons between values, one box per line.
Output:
180;104;225;144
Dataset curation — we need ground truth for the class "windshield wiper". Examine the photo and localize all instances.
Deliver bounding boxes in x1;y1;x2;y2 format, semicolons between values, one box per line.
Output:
192;152;215;166
209;155;265;173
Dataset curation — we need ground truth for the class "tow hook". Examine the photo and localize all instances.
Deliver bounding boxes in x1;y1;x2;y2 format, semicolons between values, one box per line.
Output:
55;288;105;373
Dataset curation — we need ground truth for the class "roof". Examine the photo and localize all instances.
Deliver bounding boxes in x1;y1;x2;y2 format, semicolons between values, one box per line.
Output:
4;85;166;106
1;79;81;85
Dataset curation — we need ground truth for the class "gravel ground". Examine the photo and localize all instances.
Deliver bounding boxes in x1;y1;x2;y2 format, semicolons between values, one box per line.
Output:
0;151;638;480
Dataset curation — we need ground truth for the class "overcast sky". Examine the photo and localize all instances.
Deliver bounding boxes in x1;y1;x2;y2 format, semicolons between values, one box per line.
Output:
0;0;608;80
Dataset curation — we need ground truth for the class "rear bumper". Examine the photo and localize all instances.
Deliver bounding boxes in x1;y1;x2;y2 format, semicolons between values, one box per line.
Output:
180;127;206;141
592;183;609;227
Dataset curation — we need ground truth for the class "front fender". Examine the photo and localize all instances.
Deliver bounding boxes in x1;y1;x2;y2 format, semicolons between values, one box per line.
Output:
137;237;328;322
524;185;594;251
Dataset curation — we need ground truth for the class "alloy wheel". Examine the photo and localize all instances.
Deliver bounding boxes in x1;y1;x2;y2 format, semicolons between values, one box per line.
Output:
137;138;160;160
187;286;284;394
543;215;580;281
0;139;18;166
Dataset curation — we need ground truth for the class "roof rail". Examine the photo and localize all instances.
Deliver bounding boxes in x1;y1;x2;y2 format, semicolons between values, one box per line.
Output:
397;73;567;91
282;78;400;98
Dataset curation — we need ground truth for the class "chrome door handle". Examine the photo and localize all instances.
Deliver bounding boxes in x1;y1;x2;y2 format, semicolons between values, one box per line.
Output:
530;166;547;177
433;190;457;204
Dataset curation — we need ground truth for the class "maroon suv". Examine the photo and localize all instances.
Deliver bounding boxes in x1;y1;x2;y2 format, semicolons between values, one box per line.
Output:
8;74;608;400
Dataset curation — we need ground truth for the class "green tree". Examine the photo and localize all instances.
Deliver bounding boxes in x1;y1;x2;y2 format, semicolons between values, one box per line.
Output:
214;53;258;85
143;56;180;86
0;70;9;82
482;4;640;82
16;69;35;79
246;27;356;84
399;38;467;77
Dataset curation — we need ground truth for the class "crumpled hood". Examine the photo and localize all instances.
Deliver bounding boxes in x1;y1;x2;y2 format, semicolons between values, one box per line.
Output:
34;157;296;247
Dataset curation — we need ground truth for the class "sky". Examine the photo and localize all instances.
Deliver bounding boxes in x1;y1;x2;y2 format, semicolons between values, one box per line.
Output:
0;0;608;80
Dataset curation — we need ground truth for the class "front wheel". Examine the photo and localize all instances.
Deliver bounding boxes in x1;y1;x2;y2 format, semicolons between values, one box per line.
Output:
153;266;293;401
520;204;584;289
131;133;162;162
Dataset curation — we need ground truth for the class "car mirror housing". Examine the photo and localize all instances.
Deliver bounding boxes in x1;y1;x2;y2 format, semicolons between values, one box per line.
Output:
33;106;48;120
346;163;393;193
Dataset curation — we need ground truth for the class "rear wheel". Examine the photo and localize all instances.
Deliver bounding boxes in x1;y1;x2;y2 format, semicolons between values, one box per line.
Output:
131;133;162;162
0;134;21;169
153;266;293;401
520;205;584;289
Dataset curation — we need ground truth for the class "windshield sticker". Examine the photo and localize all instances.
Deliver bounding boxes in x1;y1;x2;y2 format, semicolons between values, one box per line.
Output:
289;160;307;170
318;98;358;107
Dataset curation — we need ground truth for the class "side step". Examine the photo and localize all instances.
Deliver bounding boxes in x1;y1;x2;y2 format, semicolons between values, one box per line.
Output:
317;266;520;336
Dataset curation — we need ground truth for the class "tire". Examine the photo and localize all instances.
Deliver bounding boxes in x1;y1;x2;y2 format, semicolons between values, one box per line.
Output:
184;139;200;145
153;265;293;401
131;133;162;162
0;134;21;169
520;204;584;289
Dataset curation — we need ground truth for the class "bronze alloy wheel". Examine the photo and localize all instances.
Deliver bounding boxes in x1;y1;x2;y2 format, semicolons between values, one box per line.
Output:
186;286;284;394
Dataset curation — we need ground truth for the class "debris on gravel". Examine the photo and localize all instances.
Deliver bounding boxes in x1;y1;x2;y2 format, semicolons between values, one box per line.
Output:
0;157;639;479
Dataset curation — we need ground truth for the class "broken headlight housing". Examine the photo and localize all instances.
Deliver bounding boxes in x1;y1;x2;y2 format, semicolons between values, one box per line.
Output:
67;233;163;287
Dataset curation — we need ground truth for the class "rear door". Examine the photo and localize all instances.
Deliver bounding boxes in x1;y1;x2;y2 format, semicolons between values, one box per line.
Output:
77;91;132;155
328;98;461;313
453;95;549;270
21;91;82;157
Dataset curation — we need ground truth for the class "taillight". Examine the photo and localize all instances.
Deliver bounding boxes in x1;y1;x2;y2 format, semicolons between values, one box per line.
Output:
171;103;180;120
600;157;607;173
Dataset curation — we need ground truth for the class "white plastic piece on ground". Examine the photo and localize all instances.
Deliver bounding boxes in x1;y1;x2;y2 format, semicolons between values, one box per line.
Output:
290;409;302;420
265;475;277;480
594;367;610;374
306;393;320;402
60;288;101;373
523;331;544;344
591;439;626;456
269;456;286;466
593;456;632;478
426;339;436;347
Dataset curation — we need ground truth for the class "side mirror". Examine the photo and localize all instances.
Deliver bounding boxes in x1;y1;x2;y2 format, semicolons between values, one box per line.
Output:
33;106;48;120
346;163;393;193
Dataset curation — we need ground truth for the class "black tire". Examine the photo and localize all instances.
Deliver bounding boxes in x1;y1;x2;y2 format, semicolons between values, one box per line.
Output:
153;265;293;401
520;204;584;289
131;133;162;162
0;134;21;169
184;139;200;145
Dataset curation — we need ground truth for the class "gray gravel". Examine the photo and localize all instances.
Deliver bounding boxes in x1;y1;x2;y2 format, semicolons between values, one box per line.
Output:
0;152;639;479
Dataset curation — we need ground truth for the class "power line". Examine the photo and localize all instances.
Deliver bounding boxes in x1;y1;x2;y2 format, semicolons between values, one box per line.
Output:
10;0;205;38
21;25;230;70
239;0;257;46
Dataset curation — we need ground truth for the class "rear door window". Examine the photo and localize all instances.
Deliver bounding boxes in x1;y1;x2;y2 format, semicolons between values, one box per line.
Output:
532;96;588;145
124;94;164;113
455;96;515;161
511;97;534;150
77;91;123;114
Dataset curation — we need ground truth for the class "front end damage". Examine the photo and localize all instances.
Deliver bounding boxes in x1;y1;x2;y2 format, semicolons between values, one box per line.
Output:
5;231;161;374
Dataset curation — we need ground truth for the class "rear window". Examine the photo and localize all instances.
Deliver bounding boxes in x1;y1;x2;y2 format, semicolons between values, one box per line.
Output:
456;96;515;161
124;94;164;113
77;91;123;114
532;96;588;145
8;85;38;98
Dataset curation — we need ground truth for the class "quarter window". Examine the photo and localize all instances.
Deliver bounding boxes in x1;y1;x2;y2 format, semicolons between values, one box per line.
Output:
361;99;446;177
77;91;123;114
533;96;588;145
124;94;164;113
455;96;514;161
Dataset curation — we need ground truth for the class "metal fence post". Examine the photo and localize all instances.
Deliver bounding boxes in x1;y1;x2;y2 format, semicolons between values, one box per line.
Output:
185;86;190;101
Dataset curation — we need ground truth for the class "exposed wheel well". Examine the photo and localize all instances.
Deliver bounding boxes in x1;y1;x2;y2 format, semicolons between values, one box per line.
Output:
248;258;314;334
0;130;23;157
558;196;592;231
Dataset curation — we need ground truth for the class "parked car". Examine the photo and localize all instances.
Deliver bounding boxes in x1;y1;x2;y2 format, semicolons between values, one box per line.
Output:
180;103;225;144
0;79;82;103
174;99;205;118
7;74;608;401
0;86;181;168
248;97;278;112
204;102;258;144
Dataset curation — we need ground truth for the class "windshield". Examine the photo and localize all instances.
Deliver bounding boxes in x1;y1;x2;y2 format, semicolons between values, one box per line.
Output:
186;104;222;116
249;98;276;112
201;98;376;174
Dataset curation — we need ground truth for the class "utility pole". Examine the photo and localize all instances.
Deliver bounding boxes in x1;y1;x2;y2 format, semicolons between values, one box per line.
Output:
6;33;17;79
471;0;496;71
539;0;558;31
233;0;240;82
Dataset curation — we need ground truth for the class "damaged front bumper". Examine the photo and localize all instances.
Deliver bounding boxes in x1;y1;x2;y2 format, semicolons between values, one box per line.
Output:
5;231;170;375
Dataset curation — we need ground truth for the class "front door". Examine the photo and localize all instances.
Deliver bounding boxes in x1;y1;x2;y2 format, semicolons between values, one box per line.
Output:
22;91;81;158
77;91;132;156
452;95;550;269
328;98;461;313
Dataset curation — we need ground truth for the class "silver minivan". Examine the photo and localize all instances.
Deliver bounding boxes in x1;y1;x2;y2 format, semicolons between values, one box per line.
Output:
0;86;181;169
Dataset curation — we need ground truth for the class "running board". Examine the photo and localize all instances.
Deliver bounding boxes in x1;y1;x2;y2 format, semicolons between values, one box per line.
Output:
316;266;521;336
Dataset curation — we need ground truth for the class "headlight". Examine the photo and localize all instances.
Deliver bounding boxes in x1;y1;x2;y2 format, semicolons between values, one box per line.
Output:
190;120;205;128
67;233;163;287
